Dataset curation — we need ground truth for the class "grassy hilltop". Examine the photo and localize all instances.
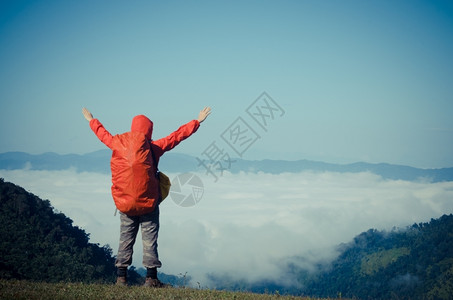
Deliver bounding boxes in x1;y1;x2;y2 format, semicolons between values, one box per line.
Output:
0;279;334;300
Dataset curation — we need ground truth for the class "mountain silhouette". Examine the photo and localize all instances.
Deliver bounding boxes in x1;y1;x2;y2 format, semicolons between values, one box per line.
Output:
1;150;452;182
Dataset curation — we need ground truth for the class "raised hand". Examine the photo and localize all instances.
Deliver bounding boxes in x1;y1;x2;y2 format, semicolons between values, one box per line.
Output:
197;107;211;123
82;107;94;121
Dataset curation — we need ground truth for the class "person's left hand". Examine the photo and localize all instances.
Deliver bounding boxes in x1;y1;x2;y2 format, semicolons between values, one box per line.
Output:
198;107;211;123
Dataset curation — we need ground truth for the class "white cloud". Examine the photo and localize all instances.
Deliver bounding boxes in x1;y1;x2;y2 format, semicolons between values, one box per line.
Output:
1;169;453;287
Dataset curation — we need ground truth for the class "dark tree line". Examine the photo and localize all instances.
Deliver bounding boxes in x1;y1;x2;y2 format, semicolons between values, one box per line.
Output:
0;178;142;284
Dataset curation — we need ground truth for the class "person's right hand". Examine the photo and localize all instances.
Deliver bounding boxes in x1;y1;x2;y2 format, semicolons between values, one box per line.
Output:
197;107;211;123
82;107;94;121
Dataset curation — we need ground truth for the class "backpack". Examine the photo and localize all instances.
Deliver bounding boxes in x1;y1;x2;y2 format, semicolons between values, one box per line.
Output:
110;131;159;216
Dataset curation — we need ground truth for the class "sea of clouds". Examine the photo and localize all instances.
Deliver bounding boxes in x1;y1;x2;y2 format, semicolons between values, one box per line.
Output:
1;168;453;287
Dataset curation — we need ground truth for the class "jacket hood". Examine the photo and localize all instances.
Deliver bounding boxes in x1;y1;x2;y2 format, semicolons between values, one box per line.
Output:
131;115;153;140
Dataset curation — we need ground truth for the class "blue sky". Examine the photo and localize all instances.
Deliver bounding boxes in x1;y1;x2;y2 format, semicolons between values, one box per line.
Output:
1;0;452;168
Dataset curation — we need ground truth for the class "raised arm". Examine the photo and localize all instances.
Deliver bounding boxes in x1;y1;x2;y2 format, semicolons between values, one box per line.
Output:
153;107;212;155
82;107;113;149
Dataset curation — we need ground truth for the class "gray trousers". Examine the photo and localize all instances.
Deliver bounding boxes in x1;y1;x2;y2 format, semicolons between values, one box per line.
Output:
115;206;162;269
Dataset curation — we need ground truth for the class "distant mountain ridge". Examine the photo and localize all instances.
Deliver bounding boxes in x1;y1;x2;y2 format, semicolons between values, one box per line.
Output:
1;150;452;182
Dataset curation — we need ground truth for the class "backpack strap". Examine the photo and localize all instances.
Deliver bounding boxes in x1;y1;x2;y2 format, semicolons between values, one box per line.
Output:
149;143;163;203
149;143;159;176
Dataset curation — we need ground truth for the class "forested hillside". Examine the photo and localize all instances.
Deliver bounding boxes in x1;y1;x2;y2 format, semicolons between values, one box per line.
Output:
206;215;453;299
301;214;453;299
0;178;142;284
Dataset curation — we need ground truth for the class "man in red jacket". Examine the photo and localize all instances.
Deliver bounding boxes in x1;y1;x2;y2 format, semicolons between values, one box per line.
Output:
82;106;211;287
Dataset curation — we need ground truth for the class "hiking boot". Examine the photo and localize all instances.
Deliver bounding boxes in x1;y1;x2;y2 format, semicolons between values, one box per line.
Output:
144;278;170;288
116;276;127;286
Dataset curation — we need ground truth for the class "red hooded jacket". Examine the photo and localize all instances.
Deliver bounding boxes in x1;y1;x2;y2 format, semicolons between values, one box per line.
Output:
89;115;200;216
